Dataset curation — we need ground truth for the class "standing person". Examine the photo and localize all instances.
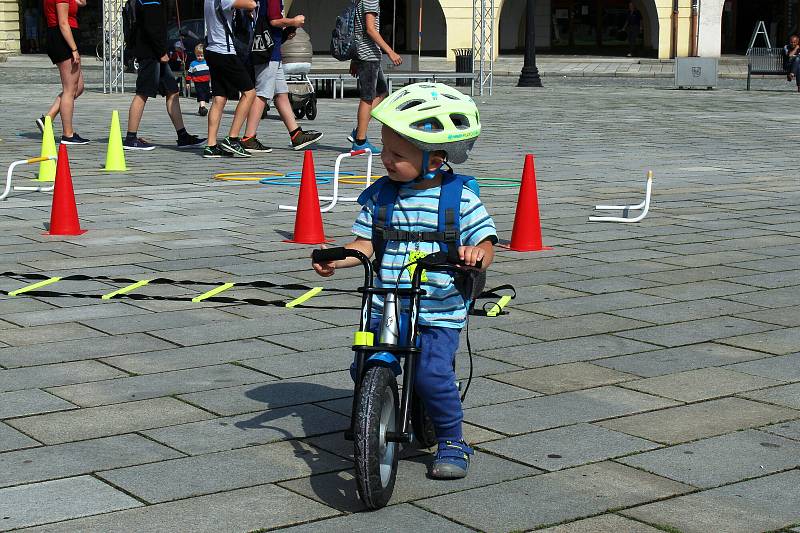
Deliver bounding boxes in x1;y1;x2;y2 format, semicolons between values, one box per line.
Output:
123;0;205;151
241;1;323;153
37;0;89;144
622;2;642;57
203;0;258;158
347;0;402;154
24;4;40;53
188;43;211;116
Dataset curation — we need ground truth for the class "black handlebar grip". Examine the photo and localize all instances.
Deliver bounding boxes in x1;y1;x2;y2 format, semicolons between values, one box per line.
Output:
473;258;483;270
312;247;349;263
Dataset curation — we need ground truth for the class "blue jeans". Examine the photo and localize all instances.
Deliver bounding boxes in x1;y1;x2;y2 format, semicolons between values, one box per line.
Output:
361;317;463;442
790;57;800;84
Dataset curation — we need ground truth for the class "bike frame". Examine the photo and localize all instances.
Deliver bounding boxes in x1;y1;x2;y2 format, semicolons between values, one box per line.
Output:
330;249;473;444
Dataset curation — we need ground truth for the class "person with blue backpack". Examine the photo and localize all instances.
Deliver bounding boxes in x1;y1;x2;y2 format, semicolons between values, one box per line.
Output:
331;0;402;154
311;83;496;479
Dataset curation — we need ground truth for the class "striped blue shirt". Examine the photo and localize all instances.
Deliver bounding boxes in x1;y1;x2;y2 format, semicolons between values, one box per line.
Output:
353;180;497;329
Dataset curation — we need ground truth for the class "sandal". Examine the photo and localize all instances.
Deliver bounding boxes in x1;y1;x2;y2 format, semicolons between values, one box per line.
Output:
430;440;473;479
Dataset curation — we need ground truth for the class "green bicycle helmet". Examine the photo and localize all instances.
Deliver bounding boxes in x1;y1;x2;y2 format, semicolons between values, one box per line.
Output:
371;82;481;164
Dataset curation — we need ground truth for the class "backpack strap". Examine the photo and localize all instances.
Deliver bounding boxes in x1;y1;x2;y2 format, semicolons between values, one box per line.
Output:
437;170;464;264
361;172;476;271
214;0;233;53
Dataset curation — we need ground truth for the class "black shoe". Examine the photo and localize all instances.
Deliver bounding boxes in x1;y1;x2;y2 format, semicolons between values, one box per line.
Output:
219;136;251;157
123;137;155;151
291;130;324;151
177;134;207;149
203;144;234;158
240;136;273;153
198;107;208;117
35;115;46;133
60;133;90;145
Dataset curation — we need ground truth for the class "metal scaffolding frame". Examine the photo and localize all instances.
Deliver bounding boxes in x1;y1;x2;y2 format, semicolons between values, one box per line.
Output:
472;0;495;96
102;0;126;94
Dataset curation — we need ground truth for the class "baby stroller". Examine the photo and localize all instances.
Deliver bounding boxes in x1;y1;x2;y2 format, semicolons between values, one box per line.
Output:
282;27;317;120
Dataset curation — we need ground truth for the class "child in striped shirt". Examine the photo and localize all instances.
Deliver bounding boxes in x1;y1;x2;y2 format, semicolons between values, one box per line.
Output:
312;83;496;480
188;44;211;116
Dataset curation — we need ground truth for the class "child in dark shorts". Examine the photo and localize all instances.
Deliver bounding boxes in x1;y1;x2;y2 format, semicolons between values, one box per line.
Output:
188;44;211;116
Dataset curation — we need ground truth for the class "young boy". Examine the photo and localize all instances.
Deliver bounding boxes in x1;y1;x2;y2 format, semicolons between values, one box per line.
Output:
188;44;211;116
312;83;496;479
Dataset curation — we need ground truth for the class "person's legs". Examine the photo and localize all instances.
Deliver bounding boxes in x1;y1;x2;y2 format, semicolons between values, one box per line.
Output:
126;94;148;134
207;95;228;147
46;94;61;120
354;61;387;145
792;58;800;87
244;96;266;139
165;91;186;130
414;326;463;442
274;93;297;132
229;88;255;138
56;58;79;137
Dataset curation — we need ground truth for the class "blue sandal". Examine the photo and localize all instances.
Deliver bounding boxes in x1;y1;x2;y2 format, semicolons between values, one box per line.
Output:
431;440;473;479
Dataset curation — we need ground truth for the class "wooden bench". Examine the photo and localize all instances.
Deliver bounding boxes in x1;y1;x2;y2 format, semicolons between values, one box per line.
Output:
747;47;788;90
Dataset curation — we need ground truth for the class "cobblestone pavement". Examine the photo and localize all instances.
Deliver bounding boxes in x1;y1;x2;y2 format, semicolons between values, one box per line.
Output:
0;74;798;532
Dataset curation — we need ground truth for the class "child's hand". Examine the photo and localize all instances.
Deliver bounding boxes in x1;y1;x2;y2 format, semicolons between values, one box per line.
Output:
312;258;336;277
458;245;485;267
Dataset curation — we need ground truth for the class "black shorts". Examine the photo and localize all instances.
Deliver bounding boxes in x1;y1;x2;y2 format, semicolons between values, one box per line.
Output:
354;60;387;102
205;50;254;99
46;27;79;64
135;58;179;98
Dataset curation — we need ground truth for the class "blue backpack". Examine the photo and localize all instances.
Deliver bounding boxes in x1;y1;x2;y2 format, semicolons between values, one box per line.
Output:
330;0;359;61
357;169;481;269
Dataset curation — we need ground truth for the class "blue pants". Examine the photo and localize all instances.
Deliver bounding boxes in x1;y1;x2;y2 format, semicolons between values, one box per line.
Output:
363;318;463;442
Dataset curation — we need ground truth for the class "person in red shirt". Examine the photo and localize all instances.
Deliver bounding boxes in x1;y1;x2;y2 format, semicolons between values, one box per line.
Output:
37;0;89;144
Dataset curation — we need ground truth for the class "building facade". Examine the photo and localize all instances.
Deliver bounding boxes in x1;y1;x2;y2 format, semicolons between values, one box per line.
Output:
0;0;796;59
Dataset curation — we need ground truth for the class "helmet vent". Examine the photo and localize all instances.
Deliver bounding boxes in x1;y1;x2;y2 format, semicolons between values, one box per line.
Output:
442;93;460;100
411;118;444;132
450;114;471;129
397;99;425;111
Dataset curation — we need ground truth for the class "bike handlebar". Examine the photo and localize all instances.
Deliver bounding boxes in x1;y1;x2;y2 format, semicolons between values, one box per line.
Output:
312;247;350;263
313;247;481;272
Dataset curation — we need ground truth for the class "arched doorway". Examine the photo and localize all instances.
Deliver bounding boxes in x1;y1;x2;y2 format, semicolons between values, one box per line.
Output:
497;0;658;56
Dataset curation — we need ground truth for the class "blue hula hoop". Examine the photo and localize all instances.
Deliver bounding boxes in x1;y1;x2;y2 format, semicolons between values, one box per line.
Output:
259;171;356;186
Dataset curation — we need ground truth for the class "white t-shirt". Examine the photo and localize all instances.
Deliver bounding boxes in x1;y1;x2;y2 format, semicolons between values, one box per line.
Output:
205;0;237;55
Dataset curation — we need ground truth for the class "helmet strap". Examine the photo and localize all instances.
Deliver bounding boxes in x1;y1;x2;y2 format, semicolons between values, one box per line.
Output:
415;151;445;182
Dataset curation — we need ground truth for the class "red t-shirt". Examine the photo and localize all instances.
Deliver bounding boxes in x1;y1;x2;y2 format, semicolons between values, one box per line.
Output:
45;0;78;29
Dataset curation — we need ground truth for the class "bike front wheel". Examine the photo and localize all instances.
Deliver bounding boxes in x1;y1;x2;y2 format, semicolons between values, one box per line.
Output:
354;365;399;510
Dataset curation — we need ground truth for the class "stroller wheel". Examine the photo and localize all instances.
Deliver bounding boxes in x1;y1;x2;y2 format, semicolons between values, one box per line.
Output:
293;106;305;120
305;98;317;120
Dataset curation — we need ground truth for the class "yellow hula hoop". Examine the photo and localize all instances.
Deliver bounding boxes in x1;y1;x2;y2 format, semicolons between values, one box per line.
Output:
213;172;284;181
338;175;383;185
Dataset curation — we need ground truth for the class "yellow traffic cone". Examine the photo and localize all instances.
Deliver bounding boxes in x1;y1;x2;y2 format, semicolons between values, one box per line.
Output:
103;110;127;172
37;115;57;182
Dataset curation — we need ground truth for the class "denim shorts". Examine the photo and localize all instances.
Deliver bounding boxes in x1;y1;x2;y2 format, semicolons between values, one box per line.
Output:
354;60;388;102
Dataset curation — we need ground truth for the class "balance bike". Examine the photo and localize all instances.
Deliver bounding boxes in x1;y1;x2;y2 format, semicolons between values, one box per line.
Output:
311;247;481;510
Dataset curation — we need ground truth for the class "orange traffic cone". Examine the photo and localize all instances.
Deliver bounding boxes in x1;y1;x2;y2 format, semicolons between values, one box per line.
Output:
45;144;86;236
284;150;331;244
504;154;550;251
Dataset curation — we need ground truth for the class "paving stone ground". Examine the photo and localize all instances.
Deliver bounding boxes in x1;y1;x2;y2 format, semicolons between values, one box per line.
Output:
0;64;799;532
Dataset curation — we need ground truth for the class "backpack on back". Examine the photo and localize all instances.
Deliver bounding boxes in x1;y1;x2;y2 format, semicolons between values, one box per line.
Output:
330;0;358;61
357;170;480;269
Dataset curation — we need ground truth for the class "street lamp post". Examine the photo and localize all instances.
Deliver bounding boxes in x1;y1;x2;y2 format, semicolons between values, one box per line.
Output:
518;0;543;87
